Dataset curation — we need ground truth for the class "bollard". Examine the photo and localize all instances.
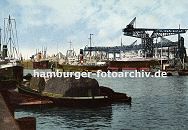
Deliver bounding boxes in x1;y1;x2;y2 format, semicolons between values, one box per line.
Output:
16;117;36;130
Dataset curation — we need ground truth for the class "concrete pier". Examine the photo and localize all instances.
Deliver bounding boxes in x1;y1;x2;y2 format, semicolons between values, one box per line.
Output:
0;80;46;130
0;93;20;130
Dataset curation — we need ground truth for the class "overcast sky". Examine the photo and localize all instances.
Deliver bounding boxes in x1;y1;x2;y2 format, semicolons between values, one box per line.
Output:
0;0;188;58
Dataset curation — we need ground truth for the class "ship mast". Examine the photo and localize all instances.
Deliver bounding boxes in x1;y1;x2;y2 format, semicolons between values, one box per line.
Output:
89;34;93;56
3;15;19;59
68;40;72;50
88;33;94;62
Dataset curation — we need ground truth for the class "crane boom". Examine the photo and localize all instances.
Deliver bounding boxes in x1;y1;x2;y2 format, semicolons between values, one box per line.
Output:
122;18;188;57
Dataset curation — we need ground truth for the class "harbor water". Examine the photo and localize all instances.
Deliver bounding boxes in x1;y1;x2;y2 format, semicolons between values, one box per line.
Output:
15;70;188;130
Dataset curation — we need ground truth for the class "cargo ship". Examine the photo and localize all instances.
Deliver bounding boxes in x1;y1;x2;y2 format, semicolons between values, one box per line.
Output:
22;47;51;69
56;46;108;72
0;15;23;83
57;63;108;72
108;51;162;71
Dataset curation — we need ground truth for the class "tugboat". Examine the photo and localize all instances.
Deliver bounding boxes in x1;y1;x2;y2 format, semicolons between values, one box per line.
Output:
0;15;23;84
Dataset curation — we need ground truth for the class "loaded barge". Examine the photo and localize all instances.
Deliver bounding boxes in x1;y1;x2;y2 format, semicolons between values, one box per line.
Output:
18;77;132;107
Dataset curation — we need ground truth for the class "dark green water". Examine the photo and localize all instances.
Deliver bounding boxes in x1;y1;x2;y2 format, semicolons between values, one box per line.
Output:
15;70;188;130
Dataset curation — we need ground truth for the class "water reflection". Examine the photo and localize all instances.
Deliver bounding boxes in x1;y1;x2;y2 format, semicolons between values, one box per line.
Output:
16;106;113;129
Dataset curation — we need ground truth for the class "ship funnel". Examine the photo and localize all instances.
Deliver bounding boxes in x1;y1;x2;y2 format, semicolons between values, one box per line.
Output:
80;49;83;55
2;45;8;58
80;49;84;64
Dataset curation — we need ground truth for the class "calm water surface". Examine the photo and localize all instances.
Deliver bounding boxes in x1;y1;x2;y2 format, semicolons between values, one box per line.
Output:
15;70;188;129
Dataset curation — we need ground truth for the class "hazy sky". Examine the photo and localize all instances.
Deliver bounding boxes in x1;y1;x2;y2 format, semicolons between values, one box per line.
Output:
0;0;188;58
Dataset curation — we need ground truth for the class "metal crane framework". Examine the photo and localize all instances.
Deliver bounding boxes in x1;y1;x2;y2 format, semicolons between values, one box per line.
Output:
122;17;188;58
83;39;178;54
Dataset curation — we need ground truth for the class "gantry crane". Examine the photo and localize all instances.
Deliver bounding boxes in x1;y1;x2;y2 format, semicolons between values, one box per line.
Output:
122;17;187;59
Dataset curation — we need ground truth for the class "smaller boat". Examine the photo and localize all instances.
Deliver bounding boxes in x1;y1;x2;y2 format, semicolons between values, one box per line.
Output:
178;70;188;76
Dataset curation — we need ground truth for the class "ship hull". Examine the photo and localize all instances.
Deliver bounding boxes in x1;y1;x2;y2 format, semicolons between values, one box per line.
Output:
178;70;188;76
18;86;111;107
0;65;23;83
22;60;50;69
108;60;160;71
57;64;108;72
33;60;50;69
0;80;18;90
